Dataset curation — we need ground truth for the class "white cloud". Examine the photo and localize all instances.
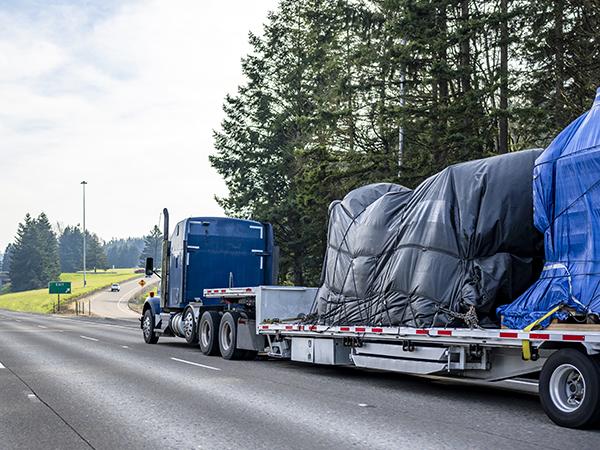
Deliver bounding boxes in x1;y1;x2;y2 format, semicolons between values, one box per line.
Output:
0;0;278;251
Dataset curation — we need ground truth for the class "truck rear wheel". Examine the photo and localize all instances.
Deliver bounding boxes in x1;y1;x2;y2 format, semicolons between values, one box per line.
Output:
539;348;600;428
142;309;159;344
219;311;244;360
199;311;221;356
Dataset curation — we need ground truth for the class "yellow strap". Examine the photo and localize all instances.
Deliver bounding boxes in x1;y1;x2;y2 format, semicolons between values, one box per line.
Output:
522;340;531;360
521;304;562;360
523;305;562;332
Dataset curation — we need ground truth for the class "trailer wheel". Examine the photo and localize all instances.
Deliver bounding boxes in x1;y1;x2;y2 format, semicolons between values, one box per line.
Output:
539;348;600;428
142;309;159;344
183;308;198;344
199;311;221;356
219;312;244;360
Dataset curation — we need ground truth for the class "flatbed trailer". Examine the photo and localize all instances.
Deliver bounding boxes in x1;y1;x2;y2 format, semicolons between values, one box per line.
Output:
202;286;600;429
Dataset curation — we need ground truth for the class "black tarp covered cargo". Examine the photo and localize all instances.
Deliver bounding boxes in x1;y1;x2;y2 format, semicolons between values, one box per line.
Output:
317;149;545;328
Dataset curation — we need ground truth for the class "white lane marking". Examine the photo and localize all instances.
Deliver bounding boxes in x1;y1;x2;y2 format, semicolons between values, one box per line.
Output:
505;379;538;386
122;346;129;348
171;358;221;371
80;335;99;342
38;325;48;329
0;362;5;369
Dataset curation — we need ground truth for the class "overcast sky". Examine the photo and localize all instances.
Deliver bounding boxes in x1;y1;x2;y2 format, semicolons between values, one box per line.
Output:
0;0;279;255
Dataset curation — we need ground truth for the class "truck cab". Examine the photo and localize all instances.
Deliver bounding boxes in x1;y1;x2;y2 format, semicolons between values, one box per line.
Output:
141;209;278;349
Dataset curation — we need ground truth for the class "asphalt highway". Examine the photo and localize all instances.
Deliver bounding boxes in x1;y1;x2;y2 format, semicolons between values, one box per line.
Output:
1;309;599;450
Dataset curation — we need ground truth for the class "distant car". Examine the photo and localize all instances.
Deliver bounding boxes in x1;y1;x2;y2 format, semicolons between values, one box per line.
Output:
111;283;120;292
134;269;144;274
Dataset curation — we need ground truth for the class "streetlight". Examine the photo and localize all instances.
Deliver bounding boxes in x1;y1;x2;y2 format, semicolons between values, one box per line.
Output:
81;181;87;287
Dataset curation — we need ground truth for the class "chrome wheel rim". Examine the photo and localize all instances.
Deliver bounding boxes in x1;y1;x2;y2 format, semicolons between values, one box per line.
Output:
550;363;586;413
201;320;211;348
143;314;151;339
220;321;232;352
183;312;194;339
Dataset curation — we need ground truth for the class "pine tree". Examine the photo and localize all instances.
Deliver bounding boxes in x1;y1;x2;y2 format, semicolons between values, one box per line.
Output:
211;0;599;286
58;226;83;273
2;243;13;272
36;213;61;285
86;232;109;271
515;0;600;147
211;0;325;285
139;225;162;268
9;213;60;292
59;226;109;272
104;237;144;269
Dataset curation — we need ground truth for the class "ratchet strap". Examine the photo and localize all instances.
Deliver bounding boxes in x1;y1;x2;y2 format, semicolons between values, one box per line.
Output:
522;304;562;360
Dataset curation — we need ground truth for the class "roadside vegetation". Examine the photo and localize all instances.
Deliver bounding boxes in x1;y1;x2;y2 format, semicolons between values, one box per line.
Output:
211;0;600;287
0;269;141;314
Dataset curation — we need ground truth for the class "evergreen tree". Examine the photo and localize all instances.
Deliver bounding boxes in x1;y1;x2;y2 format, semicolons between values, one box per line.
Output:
2;243;13;272
36;213;62;285
211;0;599;286
516;0;600;147
139;225;162;268
86;232;109;271
58;226;109;272
211;0;321;285
58;226;83;273
104;237;144;268
9;213;61;292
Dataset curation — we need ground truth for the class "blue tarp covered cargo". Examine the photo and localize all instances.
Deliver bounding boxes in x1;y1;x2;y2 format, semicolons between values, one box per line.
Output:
498;87;600;329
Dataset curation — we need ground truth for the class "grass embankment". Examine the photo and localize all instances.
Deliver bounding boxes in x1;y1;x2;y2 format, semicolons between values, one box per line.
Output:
0;269;141;314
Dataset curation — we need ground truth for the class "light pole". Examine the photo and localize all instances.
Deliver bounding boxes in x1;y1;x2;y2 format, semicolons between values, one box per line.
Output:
81;181;87;287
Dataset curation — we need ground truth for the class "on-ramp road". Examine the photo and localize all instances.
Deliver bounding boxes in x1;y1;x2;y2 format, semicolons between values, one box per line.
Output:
87;275;158;319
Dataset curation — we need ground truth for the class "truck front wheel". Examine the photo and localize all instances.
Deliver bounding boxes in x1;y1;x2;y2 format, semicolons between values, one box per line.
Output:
219;312;244;360
199;311;221;356
142;309;159;344
539;348;600;428
183;308;198;344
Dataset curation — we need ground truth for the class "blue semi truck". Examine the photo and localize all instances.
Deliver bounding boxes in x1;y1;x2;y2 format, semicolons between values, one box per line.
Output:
141;209;280;359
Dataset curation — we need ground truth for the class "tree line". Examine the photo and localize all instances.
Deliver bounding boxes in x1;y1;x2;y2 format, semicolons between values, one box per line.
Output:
210;0;600;287
3;214;163;293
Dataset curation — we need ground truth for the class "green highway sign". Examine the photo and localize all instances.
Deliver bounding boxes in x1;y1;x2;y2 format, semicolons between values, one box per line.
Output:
49;281;71;294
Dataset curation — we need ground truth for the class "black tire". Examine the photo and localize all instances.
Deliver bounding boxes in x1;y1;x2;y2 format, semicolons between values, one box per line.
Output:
218;311;244;360
539;348;600;428
142;309;159;344
199;311;221;356
183;308;198;344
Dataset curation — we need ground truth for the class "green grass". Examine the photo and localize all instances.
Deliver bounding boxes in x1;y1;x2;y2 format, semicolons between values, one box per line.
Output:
0;269;142;314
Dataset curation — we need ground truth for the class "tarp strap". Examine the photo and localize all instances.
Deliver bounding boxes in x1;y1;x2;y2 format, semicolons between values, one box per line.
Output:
522;340;532;360
523;304;562;332
541;263;588;312
521;304;562;360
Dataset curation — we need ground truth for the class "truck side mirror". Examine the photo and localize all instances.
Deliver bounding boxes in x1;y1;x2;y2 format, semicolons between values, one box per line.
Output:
145;257;154;276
